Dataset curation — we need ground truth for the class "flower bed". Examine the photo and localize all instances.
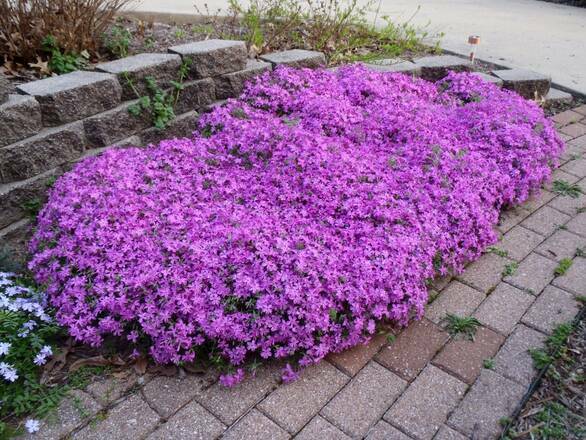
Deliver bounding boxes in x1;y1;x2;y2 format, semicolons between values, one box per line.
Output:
29;65;563;381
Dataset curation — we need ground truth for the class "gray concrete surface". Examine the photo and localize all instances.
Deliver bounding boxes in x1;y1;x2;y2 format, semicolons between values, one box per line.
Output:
127;0;586;95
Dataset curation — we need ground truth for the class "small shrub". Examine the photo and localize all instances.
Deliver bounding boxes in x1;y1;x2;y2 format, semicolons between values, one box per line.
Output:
0;0;131;65
126;59;190;129
30;68;564;383
104;24;132;58
41;35;89;74
442;314;481;340
197;0;438;62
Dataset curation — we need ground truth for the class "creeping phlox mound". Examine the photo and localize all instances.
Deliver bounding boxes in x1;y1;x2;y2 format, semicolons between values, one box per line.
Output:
29;65;563;383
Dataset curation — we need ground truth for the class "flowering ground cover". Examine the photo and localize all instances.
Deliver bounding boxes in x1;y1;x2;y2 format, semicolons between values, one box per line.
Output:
28;65;563;384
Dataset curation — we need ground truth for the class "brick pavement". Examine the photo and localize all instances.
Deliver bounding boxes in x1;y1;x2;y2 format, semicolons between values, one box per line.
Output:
31;106;586;439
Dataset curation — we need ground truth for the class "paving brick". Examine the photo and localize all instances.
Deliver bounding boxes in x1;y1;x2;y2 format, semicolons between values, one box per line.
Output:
296;416;351;440
414;55;472;81
522;285;580;334
503;252;558;295
83;99;151;148
96;53;182;100
327;333;388;376
384;365;466;440
448;370;525;439
195;362;280;425
498;206;532;233
222;409;289;440
535;229;586;261
142;372;215;418
169;39;247;78
433;326;504;384
574;104;586;116
553;255;586;296
561;157;586;178
498;226;544;261
147;400;225;440
560;122;586;138
434;425;468;440
544;88;573;108
549;167;581;187
457;253;511;293
261;49;326;68
19;390;100;440
430;274;453;291
470;71;503;86
492;68;551;99
570;133;586;148
425;280;485;324
365;420;412;440
494;324;546;385
0;122;86;184
521;190;556;214
17;71;122;126
321;361;407;438
73;394;160;440
174;78;216;114
548;179;586;215
566;212;586;237
375;318;449;381
86;373;139;406
521;205;571;236
0;94;42;148
474;282;534;335
214;59;271;99
257;361;348;433
560;141;586;164
552;109;584;127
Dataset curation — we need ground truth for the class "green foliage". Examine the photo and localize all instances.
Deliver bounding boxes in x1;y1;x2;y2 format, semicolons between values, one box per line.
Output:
441;314;481;340
554;258;573;276
502;261;519;277
530;322;574;370
105;24;132;58
126;59;191;130
482;358;495;369
41;35;88;74
20;199;42;218
0;279;65;426
532;402;583;439
552;180;583;198
219;0;438;64
487;246;508;257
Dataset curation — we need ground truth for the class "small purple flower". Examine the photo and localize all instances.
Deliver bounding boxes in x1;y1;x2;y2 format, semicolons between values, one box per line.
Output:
0;342;10;356
219;368;245;387
281;364;299;384
25;419;41;434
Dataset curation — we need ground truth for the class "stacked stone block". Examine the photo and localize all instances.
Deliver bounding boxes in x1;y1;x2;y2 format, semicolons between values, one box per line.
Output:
0;42;326;265
0;49;572;265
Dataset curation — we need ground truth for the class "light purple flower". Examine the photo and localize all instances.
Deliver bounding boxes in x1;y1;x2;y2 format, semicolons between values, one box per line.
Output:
25;419;41;433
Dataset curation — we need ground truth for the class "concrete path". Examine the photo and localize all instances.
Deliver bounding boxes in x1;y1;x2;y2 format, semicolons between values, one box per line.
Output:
25;107;586;438
128;0;586;95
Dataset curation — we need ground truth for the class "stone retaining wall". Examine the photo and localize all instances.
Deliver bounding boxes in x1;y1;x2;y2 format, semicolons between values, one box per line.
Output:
0;47;568;267
0;41;326;266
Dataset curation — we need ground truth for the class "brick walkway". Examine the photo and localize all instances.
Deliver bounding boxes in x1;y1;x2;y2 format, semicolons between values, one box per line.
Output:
23;106;586;440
